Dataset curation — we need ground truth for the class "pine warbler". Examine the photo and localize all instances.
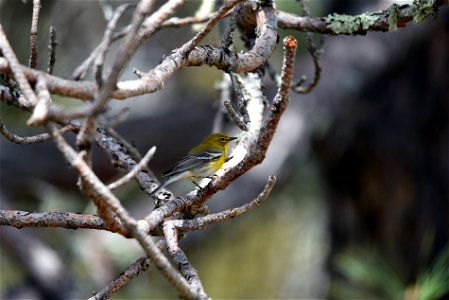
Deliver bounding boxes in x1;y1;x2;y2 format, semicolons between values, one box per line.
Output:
150;133;237;195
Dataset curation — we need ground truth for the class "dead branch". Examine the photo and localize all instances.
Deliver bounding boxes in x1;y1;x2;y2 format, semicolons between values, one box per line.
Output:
163;222;208;298
0;210;114;232
28;0;41;69
172;175;276;231
277;1;447;35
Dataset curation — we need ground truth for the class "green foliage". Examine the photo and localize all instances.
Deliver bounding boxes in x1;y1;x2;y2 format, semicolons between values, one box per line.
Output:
332;244;449;299
332;248;404;298
323;12;380;35
417;245;449;299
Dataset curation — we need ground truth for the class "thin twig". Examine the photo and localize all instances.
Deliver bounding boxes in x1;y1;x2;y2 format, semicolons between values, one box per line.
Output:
220;2;242;48
229;72;250;126
0;25;38;106
292;0;325;94
224;99;249;131
93;3;133;87
0;121;75;144
28;0;41;69
91;0;156;115
180;0;243;56
95;128;160;198
162;14;212;28
108;146;156;190
47;26;57;74
173;175;276;231
139;0;187;40
0;85;32;111
27;75;51;125
89;254;152;300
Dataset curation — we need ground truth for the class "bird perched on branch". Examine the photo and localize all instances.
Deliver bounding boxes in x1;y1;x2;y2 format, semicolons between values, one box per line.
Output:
150;133;237;195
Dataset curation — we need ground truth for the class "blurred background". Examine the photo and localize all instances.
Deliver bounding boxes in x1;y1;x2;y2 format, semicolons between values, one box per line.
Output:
0;0;448;299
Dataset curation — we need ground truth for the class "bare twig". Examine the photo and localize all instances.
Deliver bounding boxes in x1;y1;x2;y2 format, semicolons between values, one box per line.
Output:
229;72;250;126
27;75;51;125
173;175;276;231
94;4;132;87
138;0;187;40
292;0;325;94
224;99;249;131
47;26;57;74
0;120;75;144
0;25;37;106
163;221;208;298
89;253;153;300
161;15;213;28
179;0;244;56
76;117;96;153
220;2;242;48
0;85;32;111
0;210;120;232
28;0;41;69
95;128;158;197
108;146;156;190
91;0;156;115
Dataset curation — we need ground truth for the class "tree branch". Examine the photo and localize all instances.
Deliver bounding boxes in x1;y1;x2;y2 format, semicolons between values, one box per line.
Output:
28;0;41;69
277;1;446;35
107;146;156;191
89;252;155;300
0;120;75;144
172;175;276;231
0;25;37;107
163;221;208;298
0;210;117;232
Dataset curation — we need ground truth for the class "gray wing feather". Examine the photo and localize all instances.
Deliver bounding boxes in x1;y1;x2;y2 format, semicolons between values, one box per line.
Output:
162;150;221;178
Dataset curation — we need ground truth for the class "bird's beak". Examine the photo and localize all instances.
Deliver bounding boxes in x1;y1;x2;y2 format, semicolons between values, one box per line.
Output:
229;136;238;141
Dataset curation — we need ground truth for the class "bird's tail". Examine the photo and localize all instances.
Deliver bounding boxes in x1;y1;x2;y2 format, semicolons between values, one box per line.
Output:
150;178;169;196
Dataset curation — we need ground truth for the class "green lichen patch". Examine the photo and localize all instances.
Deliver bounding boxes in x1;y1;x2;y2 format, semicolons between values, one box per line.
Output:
323;12;380;35
388;3;399;32
408;0;437;23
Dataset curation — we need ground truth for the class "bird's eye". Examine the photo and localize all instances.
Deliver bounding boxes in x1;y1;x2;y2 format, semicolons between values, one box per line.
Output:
220;137;226;143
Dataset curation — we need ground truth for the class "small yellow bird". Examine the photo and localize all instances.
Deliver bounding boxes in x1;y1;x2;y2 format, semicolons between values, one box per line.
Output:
150;133;237;195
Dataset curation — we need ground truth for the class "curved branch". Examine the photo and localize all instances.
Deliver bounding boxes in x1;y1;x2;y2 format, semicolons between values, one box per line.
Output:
0;120;76;144
172;175;276;231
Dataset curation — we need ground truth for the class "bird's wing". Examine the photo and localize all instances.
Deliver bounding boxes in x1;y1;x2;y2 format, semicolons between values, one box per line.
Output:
161;150;222;178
